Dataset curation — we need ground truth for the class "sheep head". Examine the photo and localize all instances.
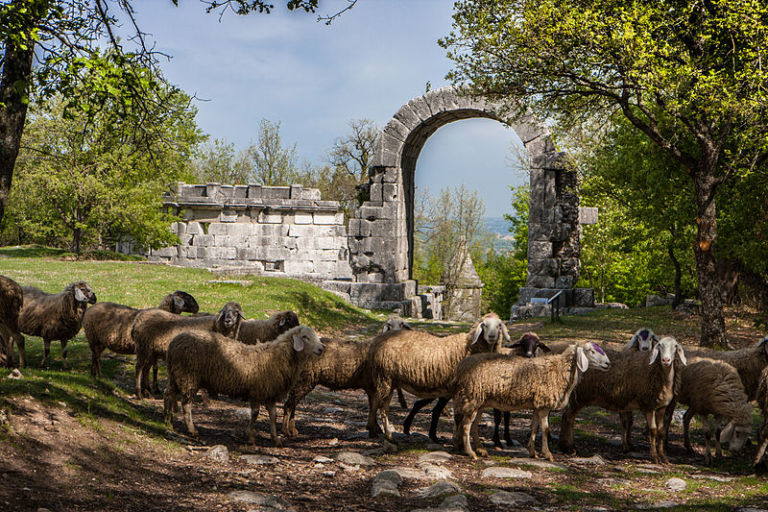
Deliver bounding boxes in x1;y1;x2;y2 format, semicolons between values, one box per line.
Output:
276;310;300;330
575;342;611;372
216;302;245;337
720;417;752;454
381;315;412;333
470;313;510;352
650;337;686;367
509;332;550;358
290;326;325;356
626;327;659;351
71;282;97;304
170;291;199;314
758;335;768;358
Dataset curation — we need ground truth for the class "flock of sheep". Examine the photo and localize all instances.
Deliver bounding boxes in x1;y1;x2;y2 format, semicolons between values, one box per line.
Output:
2;274;768;471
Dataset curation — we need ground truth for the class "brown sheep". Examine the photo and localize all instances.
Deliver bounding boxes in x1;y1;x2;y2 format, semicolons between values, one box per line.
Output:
84;291;200;378
18;281;97;369
0;275;24;368
368;312;509;441
753;362;768;470
237;310;300;345
686;337;768;400
131;301;243;398
164;325;325;446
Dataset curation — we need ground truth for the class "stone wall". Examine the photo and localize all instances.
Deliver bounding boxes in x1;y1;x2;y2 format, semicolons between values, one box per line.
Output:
149;183;353;282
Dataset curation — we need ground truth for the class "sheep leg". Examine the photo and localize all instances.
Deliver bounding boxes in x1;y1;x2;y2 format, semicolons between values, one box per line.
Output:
653;408;669;464
428;397;450;443
182;395;197;438
504;411;512;445
403;398;434;436
753;421;768;467
372;379;393;440
558;404;578;454
163;379;178;427
60;339;68;371
702;416;713;465
396;387;408;410
365;390;383;437
620;411;635;452
682;408;695;454
492;409;503;448
282;389;304;438
15;334;25;368
90;346;103;377
42;338;51;368
528;409;541;458
135;358;146;399
0;325;12;368
460;409;479;459
248;402;260;445
663;399;676;448
470;411;487;457
645;410;660;464
267;402;282;447
540;410;554;462
151;362;160;394
379;392;395;441
714;418;723;459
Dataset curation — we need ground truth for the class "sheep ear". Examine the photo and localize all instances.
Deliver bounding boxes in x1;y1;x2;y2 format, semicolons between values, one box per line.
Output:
758;335;768;349
538;342;552;353
74;287;87;302
676;344;687;366
501;322;511;342
472;323;483;345
576;346;589;372
403;323;413;330
279;317;287;327
649;345;660;365
509;341;522;349
720;422;735;443
626;334;638;350
382;324;391;333
238;310;246;319
292;334;305;352
173;295;185;311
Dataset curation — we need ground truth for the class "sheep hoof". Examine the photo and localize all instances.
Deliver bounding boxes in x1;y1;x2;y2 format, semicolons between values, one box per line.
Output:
273;438;284;448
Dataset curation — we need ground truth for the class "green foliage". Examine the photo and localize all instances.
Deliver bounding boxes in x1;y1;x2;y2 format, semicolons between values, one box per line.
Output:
190;138;252;184
1;52;204;254
476;249;527;316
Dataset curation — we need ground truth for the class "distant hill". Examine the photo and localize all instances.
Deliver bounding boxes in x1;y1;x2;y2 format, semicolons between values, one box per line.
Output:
484;216;516;252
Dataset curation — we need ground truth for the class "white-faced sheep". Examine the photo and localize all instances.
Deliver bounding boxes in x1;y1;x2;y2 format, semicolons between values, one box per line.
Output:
0;275;24;368
368;312;509;442
686;336;768;400
559;336;687;464
625;327;660;351
164;325;325;446
753;361;768;470
237;310;300;345
18;281;97;369
84;291;200;378
131;301;244;398
674;357;752;464
453;341;611;460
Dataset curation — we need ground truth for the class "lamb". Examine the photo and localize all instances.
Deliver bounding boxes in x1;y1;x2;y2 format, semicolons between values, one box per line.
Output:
0;275;24;368
131;301;244;398
559;336;687;464
84;290;200;378
368;312;509;442
452;341;611;460
18;281;97;369
236;310;300;345
753;362;768;469
164;325;325;446
686;336;768;400
674;357;752;464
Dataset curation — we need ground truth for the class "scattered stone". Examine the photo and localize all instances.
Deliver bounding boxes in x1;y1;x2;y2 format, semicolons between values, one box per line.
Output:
235;408;251;420
335;451;375;466
480;467;532;479
636;468;660;475
691;474;734;482
489;490;535;506
419;463;453;480
418;451;453;464
6;369;22;380
328;438;340;447
339;463;361;472
372;470;403;498
506;457;565;470
241;454;279;466
321;406;344;414
419;480;460;498
207;445;229;463
313;456;334;464
374;470;403;486
440;494;469;511
37;508;52;512
665;478;687;492
572;454;607;465
597;478;632;488
228;491;293;510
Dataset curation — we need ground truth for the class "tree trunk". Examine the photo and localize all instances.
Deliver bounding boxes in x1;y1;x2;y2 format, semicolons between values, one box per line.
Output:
692;170;728;348
668;245;683;308
0;37;36;226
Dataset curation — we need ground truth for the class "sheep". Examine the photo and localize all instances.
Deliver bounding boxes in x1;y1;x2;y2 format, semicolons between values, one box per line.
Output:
18;281;97;369
625;327;660;351
0;275;24;368
131;301;244;398
381;315;412;410
84;290;200;378
163;325;325;446
753;362;768;469
685;336;768;400
559;336;687;464
368;312;509;442
236;310;300;345
452;341;611;460
673;357;752;464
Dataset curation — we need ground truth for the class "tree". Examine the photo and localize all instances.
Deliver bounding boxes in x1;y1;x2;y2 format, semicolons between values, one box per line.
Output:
247;118;300;186
442;0;768;347
5;56;203;255
0;0;332;227
329;118;379;183
191;138;252;184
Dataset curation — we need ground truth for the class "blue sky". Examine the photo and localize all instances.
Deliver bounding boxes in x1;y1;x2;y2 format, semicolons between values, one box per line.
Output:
131;0;527;217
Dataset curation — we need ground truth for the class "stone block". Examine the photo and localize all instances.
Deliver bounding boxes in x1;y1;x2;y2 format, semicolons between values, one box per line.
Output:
193;234;214;247
294;212;312;224
259;211;283;224
207;223;229;236
579;207;599;225
511;115;547;144
246;185;262;198
313;212;343;225
289;185;303;199
555;276;575;289
152;246;178;258
185;222;203;235
360;205;384;220
347;218;361;237
531;150;567;170
369;183;383;202
528;223;553;242
574;288;595;308
361;237;387;255
262;186;290;200
528;241;552;260
528;258;557;277
382;183;400;202
314;261;338;276
301;188;321;200
205;183;220;198
384;116;410;142
284;259;314;275
527;275;556;288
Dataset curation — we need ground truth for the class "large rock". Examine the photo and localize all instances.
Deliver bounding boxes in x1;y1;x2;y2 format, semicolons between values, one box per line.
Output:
419;480;460;498
206;445;229;463
489;491;535;506
334;451;376;467
228;491;294;511
480;467;532;479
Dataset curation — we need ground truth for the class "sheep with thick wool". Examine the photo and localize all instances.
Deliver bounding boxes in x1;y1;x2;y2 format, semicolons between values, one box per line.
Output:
84;291;200;378
559;336;687;464
686;336;768;400
18;281;97;369
164;325;325;446
452;341;611;460
131;301;244;398
0;275;24;368
675;356;752;464
237;310;300;345
752;358;768;469
368;312;509;442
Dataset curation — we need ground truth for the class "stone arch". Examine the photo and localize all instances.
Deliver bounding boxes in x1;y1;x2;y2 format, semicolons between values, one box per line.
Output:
346;86;582;313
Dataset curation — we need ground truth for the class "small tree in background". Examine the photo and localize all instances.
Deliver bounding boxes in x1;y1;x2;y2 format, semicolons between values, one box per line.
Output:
191;139;252;185
248;119;301;186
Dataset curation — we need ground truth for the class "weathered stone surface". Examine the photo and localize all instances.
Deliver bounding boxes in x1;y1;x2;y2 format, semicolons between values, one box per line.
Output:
665;477;687;491
572;454;608;465
241;454;279;466
334;451;376;467
417;451;453;464
228;491;293;510
419;480;460;498
207;445;229;463
480;467;532;479
489;491;535;506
